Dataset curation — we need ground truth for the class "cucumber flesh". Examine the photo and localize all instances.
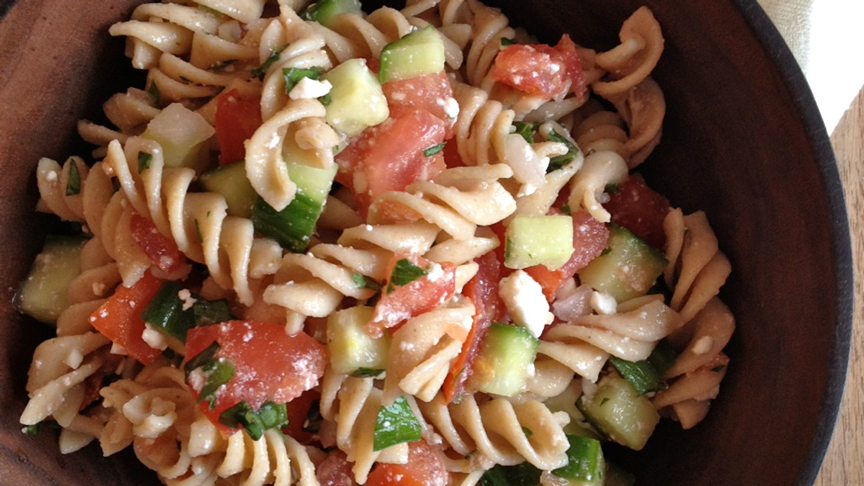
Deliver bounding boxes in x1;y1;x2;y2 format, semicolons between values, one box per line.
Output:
251;162;336;252
199;161;257;218
551;435;605;485
142;103;215;173
322;58;389;136
504;214;574;270
578;375;659;451
327;306;390;375
379;26;446;83
17;235;86;324
474;323;539;396
300;0;362;28
141;281;193;353
577;224;667;302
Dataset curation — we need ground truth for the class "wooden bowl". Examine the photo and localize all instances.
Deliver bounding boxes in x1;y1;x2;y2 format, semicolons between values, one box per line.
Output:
0;0;853;485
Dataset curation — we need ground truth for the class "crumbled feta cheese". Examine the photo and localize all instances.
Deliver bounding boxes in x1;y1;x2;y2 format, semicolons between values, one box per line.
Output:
178;288;198;311
288;78;333;100
692;336;714;355
390;91;406;101
110;342;128;356
517;183;537;197
63;349;84;369
45;171;57;182
590;291;617;315
91;282;106;297
499;270;554;338
427;263;444;282
442;97;460;119
142;323;169;351
597;192;611;204
187;368;206;392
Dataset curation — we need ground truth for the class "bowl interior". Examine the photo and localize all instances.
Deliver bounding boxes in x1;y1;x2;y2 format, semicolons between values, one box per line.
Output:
0;1;851;485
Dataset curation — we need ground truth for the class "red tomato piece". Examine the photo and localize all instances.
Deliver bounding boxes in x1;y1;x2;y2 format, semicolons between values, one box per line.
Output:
367;253;456;338
383;71;456;138
281;388;321;444
335;109;447;212
491;34;585;99
183;321;327;430
215;89;263;166
130;213;185;272
366;441;448;486
605;177;672;250
442;250;505;402
88;272;163;365
317;451;358;486
442;137;465;168
525;210;609;300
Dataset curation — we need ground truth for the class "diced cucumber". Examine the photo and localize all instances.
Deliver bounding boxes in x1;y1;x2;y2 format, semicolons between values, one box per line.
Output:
610;340;677;395
251;161;336;252
578;375;660;451
142;103;215;173
478;462;542;486
551;435;605;486
300;0;362;28
474;323;539;396
17;235;86;324
544;383;602;439
504;215;574;270
379;26;446;83
577;224;667;302
327;306;390;375
199;161;257;218
322;58;389;136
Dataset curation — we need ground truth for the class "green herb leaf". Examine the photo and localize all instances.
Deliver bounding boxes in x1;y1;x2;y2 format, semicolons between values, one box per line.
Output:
191;299;233;327
256;401;289;429
423;142;446;157
552;435;604;482
251;44;288;81
195;219;203;241
388;259;427;290
21;420;60;436
546;129;580;172
352;273;382;291
500;38;515;46
198;357;235;408
647;340;678;377
208;59;237;71
352;367;385;378
138;151;153;173
561;203;572;216
282;66;324;94
512;121;538;144
373;395;422;451
147;81;161;107
711;365;726;373
184;341;221;375
600;397;610;406
479;462;542;486
600;246;611;256
521;426;533;438
65;159;81;196
319;93;332;105
302;400;323;433
605;183;620;194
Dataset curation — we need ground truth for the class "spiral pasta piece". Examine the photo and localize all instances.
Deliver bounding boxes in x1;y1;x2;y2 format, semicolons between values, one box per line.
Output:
567;149;629;223
592;6;664;99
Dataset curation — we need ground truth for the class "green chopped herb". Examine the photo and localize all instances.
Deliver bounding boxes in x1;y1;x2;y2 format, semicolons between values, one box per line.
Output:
138;151;153;173
352;367;385;378
600;246;611;256
22;420;60;436
387;259;427;292
319;93;332;105
647;340;678;376
586;148;597;156
423;142;447;157
208;59;237;71
479;462;542;486
191;299;233;327
184;341;221;375
605;183;620;194
561;203;572;215
552;435;604;483
66;160;81;196
546;129;580;172
148;81;161;107
251;44;288;80
195;219;204;241
283;66;324;94
352;273;381;291
257;401;289;430
219;401;266;440
373;395;422;451
302;400;323;433
500;37;515;46
521;426;533;438
197;357;235;408
600;397;610;406
711;365;726;373
512;121;538;144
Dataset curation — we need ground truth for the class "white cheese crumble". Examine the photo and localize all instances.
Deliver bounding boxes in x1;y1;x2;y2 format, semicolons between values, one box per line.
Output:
45;171;57;182
499;270;554;338
590;291;617;315
63;348;84;369
110;342;129;356
288;78;333;100
427;263;445;282
692;336;714;355
142;323;169;351
442;97;460;118
178;288;198;311
516;183;537;197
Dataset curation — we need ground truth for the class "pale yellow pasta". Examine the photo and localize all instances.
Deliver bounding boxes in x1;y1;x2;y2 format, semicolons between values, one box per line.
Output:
592;6;665;99
567;149;629;223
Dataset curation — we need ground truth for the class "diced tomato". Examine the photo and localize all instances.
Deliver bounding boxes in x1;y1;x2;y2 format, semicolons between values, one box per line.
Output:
366;441;448;486
281;388;320;444
317;451;358;486
335;109;447;213
130;213;185;272
365;57;380;74
524;210;609;300
442;138;465;168
491;34;586;99
183;321;327;431
367;253;456;338
384;71;456;138
605;177;671;250
215;89;263;166
442;250;505;402
88;272;163;365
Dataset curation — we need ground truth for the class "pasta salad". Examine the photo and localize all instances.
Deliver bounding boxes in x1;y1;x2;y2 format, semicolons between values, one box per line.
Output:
17;0;735;485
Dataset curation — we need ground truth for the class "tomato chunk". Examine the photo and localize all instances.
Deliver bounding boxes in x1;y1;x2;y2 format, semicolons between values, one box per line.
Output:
605;177;671;250
88;272;163;365
215;89;263;166
183;321;327;430
442;250;505;402
367;253;456;338
491;34;586;99
366;441;448;486
317;451;358;486
525;210;609;300
281;388;321;444
130;213;185;272
335;109;446;212
384;71;456;138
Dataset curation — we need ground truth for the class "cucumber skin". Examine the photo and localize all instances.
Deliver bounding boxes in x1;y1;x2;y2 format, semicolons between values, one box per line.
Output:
301;0;362;27
475;323;539;396
504;215;574;270
327;307;391;375
199;161;257;218
578;375;660;451
552;435;605;485
17;235;86;324
578;225;667;302
379;26;446;83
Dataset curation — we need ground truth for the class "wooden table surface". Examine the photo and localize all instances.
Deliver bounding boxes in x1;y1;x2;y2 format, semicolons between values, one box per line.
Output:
814;86;863;485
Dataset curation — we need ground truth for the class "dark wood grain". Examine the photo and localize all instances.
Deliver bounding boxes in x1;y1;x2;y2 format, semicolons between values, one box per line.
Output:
0;1;852;485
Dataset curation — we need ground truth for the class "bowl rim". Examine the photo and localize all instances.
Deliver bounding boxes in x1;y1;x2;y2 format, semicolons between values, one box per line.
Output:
0;0;854;484
731;1;854;485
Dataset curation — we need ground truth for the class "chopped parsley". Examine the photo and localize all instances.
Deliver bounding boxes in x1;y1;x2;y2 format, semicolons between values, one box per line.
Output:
219;400;288;441
352;367;385;378
373;396;422;451
65;159;81;196
319;93;332;105
604;183;620;194
282;66;324;94
512;121;539;144
546;129;580;172
561;203;572;215
521;426;533;438
22;420;60;436
423;142;446;157
352;273;382;291
599;397;610;406
147;81;161;107
711;365;726;373
208;59;237;71
500;37;515;46
251;44;288;80
386;259;427;293
138;151;153;173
